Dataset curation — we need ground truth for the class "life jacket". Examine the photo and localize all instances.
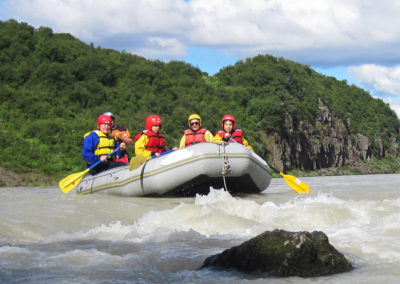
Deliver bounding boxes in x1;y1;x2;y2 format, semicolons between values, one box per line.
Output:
112;126;131;142
216;129;243;144
84;130;116;157
115;154;129;165
184;128;207;146
136;130;166;153
108;126;130;165
134;131;145;142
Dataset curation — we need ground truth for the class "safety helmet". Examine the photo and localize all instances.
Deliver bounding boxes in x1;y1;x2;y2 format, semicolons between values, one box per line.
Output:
103;111;115;121
145;115;162;131
188;114;201;127
97;114;113;129
221;114;236;129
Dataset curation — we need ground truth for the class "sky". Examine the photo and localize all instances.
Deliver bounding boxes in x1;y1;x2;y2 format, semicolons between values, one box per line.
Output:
1;0;400;118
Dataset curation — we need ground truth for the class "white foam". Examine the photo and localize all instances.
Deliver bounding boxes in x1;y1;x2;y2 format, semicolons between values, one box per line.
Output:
85;189;399;244
36;186;400;265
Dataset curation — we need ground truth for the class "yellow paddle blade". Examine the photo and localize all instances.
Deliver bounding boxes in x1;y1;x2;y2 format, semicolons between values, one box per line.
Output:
129;156;151;171
280;173;310;194
59;168;90;194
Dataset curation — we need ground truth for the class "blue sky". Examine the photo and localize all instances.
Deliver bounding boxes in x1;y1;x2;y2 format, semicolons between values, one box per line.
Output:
1;0;400;118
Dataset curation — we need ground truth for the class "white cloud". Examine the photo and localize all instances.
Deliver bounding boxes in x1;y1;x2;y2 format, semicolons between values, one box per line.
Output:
347;64;400;118
2;0;400;65
0;0;189;50
377;97;400;119
132;37;187;59
347;64;400;96
188;0;361;49
391;103;400;119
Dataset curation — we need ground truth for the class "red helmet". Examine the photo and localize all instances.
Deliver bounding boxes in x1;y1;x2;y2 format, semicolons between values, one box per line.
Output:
221;114;236;129
145;115;162;131
97;114;113;129
103;111;115;126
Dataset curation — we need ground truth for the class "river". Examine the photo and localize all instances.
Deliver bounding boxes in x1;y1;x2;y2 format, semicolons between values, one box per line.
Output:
1;174;399;283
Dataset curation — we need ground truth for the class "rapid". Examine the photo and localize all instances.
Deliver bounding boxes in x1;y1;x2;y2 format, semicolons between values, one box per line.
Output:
1;174;399;283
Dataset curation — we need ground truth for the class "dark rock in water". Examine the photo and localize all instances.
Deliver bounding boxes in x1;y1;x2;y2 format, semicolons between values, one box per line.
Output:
202;229;353;277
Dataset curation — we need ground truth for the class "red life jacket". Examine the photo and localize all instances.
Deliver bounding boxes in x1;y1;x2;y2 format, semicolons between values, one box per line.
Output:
184;128;207;146
115;154;129;165
216;129;243;144
134;132;144;142
136;130;166;153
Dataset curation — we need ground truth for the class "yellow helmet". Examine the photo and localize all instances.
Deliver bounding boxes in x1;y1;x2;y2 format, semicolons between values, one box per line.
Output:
188;114;201;127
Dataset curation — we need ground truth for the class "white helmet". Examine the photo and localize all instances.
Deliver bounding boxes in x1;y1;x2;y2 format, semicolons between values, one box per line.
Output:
103;111;115;121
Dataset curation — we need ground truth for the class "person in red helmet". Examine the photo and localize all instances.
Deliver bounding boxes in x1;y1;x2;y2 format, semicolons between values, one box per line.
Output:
135;115;174;158
82;114;127;175
212;114;254;151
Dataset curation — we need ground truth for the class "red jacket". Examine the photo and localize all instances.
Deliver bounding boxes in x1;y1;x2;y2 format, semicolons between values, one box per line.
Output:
184;128;207;146
216;129;243;144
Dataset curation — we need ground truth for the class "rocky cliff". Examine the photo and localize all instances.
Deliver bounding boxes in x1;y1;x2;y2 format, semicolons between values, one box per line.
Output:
263;98;400;173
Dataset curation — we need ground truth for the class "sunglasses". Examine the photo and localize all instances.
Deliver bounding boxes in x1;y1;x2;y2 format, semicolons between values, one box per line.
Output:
190;122;200;126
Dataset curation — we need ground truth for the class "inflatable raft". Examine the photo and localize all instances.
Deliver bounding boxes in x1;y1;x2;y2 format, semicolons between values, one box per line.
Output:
76;142;272;197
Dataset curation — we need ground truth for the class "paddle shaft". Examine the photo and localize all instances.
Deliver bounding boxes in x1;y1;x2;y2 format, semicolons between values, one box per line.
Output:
59;149;118;194
227;138;309;194
268;164;281;175
87;149;119;171
151;149;175;158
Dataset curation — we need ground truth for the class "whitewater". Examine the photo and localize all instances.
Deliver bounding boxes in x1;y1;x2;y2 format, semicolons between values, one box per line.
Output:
1;174;399;283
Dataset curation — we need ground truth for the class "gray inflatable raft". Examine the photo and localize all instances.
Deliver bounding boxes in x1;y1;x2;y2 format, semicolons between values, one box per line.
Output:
76;142;272;197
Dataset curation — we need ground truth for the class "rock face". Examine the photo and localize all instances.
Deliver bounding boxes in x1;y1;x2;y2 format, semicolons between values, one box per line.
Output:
263;99;400;172
202;229;353;277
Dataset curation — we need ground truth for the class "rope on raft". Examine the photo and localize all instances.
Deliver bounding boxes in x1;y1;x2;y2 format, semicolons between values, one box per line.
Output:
220;141;232;191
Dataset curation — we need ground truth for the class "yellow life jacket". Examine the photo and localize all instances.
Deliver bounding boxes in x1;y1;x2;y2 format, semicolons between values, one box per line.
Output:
84;130;115;156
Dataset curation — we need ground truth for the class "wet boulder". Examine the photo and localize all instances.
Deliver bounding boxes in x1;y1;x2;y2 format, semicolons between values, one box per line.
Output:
202;229;353;277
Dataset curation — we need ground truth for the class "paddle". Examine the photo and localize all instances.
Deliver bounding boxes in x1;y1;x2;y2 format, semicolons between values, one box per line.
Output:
129;149;175;171
129;155;150;171
59;150;117;194
269;165;310;194
226;138;309;194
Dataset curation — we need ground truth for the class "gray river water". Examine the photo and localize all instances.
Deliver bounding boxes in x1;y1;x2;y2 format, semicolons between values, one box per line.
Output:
1;174;399;283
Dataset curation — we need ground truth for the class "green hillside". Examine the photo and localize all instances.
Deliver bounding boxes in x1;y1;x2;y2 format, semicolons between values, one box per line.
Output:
1;19;399;183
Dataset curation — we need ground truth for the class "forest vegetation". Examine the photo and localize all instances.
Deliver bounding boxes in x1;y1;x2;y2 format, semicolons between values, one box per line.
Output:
0;19;399;185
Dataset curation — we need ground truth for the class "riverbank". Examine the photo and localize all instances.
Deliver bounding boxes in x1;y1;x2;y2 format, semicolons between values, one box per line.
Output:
0;167;56;187
300;157;400;177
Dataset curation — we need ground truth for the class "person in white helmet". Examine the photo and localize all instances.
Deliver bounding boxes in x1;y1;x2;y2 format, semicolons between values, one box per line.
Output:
103;111;133;165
